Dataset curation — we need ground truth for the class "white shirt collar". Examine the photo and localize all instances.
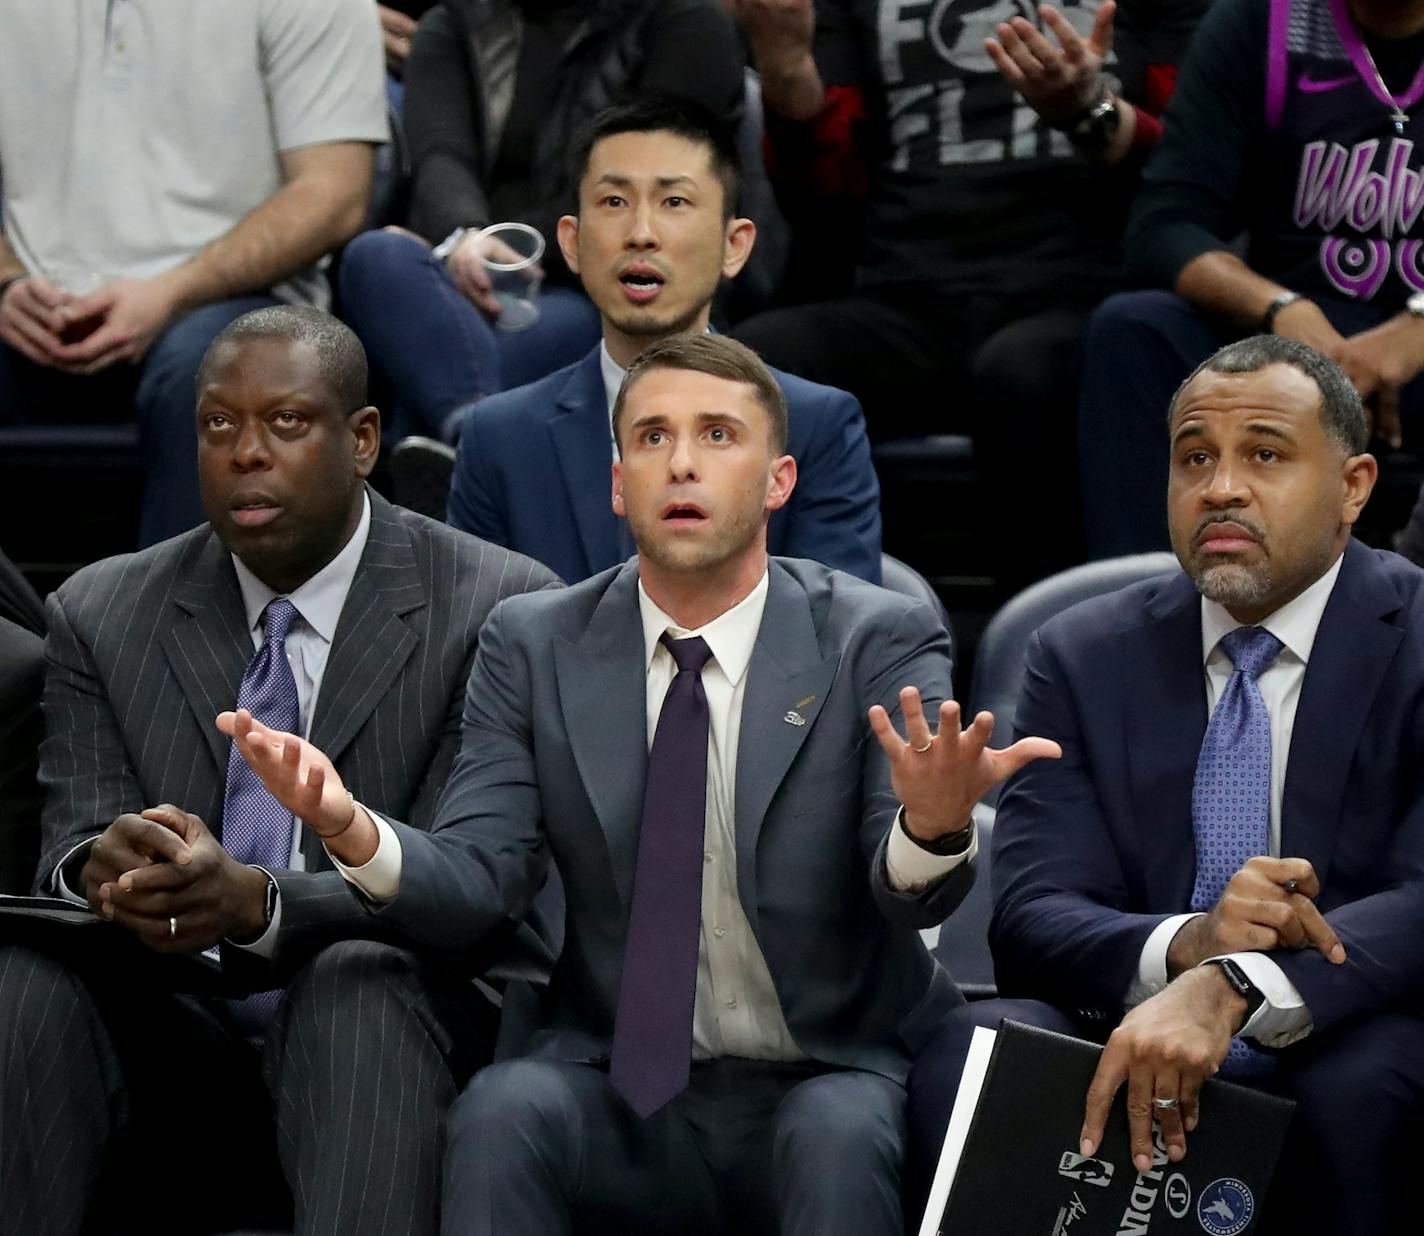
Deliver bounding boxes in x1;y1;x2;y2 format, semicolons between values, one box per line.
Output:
231;491;372;644
638;570;770;689
1200;549;1345;668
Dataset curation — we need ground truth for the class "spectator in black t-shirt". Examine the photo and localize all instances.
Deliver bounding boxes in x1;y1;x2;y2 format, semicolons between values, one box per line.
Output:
337;0;745;440
726;0;1204;585
1079;0;1424;558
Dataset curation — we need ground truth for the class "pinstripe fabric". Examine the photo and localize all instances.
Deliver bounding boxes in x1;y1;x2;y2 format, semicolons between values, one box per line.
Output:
11;491;560;1235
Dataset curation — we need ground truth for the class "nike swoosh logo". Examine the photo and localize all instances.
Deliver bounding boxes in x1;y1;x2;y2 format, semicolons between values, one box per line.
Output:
1298;71;1357;93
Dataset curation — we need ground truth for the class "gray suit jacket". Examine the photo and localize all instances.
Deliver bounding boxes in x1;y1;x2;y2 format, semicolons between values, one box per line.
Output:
36;491;560;987
374;557;971;1082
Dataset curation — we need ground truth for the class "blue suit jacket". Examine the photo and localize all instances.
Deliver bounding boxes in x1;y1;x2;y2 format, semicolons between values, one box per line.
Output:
447;347;882;584
369;557;968;1081
991;540;1424;1038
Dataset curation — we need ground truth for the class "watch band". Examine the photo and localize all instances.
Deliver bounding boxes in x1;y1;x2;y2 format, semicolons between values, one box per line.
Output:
1064;89;1121;153
1259;290;1302;333
1209;957;1266;1021
897;806;974;856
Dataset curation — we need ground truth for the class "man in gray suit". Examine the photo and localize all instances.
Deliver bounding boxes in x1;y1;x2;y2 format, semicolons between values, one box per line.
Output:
0;306;558;1236
230;333;1058;1235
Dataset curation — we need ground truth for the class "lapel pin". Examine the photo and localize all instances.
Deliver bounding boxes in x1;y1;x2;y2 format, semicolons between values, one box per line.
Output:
796;694;816;709
783;710;807;727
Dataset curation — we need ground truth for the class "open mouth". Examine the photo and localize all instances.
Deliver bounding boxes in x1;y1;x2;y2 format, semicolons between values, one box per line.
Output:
619;267;666;303
661;503;707;523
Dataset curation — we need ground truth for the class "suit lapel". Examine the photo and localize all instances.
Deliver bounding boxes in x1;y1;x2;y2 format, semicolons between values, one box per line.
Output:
549;352;622;576
1282;542;1402;885
733;562;840;932
1129;572;1208;910
308;494;423;765
162;532;252;774
554;563;648;907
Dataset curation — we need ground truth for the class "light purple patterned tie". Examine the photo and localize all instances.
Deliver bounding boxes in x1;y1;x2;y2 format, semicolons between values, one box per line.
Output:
222;599;300;1033
609;634;713;1118
1191;625;1283;1078
223;598;300;870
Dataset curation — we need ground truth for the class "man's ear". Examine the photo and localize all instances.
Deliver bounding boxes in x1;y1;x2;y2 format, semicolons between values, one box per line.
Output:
612;458;625;517
765;454;796;514
721;217;756;280
351;406;381;478
557;215;581;276
1340;451;1379;527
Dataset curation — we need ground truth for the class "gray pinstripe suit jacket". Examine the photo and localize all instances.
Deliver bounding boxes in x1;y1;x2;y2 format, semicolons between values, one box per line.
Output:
35;490;561;989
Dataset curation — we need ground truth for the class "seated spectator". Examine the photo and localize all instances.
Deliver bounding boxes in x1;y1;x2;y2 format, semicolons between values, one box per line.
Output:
1081;0;1424;556
908;337;1424;1236
0;1;388;548
726;0;1203;583
337;0;746;439
0;614;43;894
447;96;883;584
0;307;558;1236
208;332;1059;1236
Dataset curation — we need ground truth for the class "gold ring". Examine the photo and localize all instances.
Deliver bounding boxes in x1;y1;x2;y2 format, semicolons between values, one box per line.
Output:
912;740;933;754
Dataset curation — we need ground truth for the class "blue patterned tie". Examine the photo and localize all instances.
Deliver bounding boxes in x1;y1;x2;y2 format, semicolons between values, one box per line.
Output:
223;598;301;869
1191;625;1283;1078
610;634;713;1118
222;598;301;1032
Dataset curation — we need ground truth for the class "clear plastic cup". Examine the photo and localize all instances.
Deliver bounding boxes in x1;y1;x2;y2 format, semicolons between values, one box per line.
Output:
474;222;545;332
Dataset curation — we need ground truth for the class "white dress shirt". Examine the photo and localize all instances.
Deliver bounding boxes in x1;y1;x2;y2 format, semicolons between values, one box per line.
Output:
1128;552;1345;1047
600;340;625;461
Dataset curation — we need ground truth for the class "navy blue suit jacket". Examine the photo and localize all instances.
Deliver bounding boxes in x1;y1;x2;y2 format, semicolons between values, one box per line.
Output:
447;347;882;584
991;540;1424;1038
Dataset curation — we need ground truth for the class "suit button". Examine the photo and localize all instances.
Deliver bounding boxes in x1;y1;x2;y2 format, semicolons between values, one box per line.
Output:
713;926;726;938
725;997;737;1009
704;851;713;863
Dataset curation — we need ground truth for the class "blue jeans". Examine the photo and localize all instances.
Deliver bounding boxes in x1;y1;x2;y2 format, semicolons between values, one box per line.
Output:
0;294;280;547
1078;289;1424;558
337;229;602;439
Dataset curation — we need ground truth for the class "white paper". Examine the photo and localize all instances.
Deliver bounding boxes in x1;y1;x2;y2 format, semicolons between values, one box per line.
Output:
916;1024;998;1236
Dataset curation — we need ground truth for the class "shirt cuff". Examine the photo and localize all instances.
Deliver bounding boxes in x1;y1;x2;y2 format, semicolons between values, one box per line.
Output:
1213;952;1314;1048
53;838;96;904
225;867;281;958
1126;912;1202;1007
328;807;402;902
884;809;977;892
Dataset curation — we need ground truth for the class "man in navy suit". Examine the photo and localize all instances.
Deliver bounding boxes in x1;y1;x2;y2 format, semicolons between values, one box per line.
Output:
906;335;1424;1236
227;334;1060;1234
446;95;882;585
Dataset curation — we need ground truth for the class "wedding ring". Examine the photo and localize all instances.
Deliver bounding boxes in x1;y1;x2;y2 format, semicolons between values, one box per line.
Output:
911;740;933;753
1282;879;1299;895
1152;1097;1180;1110
168;916;177;940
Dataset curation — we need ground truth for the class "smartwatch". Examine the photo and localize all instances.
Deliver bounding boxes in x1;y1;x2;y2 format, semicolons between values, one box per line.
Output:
1208;957;1265;1023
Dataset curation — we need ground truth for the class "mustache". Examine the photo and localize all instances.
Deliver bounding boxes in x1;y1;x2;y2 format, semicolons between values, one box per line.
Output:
1193;513;1266;545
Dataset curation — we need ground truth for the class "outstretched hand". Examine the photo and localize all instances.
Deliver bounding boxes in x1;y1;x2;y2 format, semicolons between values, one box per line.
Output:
986;2;1115;128
868;687;1061;840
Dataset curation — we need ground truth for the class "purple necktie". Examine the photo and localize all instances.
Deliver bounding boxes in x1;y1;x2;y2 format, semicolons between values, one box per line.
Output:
609;633;713;1118
223;598;301;870
1191;625;1283;1078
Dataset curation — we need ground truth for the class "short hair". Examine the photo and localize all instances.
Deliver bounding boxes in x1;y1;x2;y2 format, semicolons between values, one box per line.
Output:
567;94;742;219
612;334;788;454
1168;334;1368;455
197;305;369;413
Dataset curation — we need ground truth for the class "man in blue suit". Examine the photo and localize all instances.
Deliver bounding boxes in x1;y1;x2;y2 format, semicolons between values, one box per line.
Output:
446;95;883;585
908;336;1424;1236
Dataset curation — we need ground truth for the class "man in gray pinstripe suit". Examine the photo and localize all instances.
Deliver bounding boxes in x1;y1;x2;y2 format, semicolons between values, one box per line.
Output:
0;307;558;1236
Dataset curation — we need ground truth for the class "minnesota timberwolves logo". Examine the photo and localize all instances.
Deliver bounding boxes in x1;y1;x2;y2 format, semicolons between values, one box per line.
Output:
1197;1178;1254;1235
